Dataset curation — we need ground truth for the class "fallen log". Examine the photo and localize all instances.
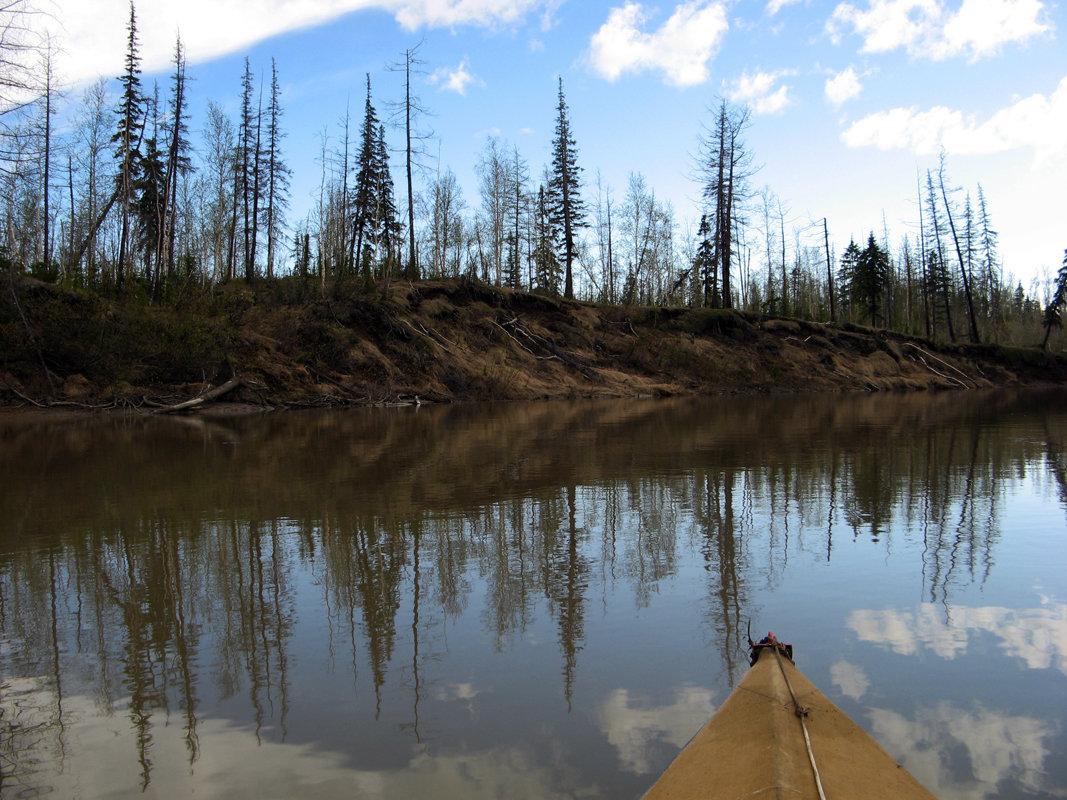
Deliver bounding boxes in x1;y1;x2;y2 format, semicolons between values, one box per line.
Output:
150;376;246;414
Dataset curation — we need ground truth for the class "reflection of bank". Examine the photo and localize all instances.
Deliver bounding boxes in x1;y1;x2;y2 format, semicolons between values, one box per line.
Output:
843;599;1067;799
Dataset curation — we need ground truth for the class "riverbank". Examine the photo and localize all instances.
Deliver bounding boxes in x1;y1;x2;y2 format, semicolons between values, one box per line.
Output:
3;274;1065;412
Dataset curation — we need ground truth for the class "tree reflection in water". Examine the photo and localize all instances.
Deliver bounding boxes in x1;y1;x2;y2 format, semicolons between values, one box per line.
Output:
1;389;1065;798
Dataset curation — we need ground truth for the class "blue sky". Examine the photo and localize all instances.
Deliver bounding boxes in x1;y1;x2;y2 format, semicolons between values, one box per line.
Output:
45;0;1066;289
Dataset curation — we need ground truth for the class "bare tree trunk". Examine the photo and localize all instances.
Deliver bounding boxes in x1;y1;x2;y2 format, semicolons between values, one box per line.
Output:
823;218;836;322
938;158;980;343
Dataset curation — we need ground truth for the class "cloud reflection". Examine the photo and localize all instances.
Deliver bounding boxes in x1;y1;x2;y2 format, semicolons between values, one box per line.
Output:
829;659;869;700
2;685;599;799
598;686;716;774
847;599;1067;675
868;703;1056;800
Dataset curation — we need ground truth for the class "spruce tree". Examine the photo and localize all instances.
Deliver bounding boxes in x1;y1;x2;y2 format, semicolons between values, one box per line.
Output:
351;75;380;282
134;86;165;290
534;185;560;294
854;233;890;326
113;0;144;289
837;239;861;320
238;58;258;282
1041;250;1067;350
977;185;1001;332
262;58;290;280
374;122;401;278
693;213;714;306
546;77;586;299
161;36;191;284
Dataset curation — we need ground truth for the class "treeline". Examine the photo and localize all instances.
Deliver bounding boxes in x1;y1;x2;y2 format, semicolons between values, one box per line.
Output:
2;1;1066;350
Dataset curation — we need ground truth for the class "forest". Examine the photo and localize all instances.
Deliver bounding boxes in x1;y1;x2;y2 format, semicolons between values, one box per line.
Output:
3;0;1067;357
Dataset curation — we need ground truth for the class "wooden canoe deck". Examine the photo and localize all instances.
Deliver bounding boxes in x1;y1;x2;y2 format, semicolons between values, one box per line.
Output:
642;644;937;799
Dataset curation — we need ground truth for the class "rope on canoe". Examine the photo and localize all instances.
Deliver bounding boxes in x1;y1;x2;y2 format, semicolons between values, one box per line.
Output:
771;645;828;800
749;629;828;800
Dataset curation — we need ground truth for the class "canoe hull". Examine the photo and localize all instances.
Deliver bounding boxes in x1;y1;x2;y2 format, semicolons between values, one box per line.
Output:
642;647;936;799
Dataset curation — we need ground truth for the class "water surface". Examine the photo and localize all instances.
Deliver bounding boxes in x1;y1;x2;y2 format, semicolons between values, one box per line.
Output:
1;390;1065;798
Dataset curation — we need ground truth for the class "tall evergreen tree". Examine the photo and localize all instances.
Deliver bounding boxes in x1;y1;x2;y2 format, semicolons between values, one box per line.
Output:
924;248;954;340
837;238;861;320
534;184;559;295
113;0;144;289
1041;250;1067;350
134;85;165;289
161;35;191;283
546;77;586;299
351;74;380;281
693;213;714;306
262;58;290;280
373;121;401;277
977;184;1001;332
237;58;259;283
250;87;264;279
852;233;890;326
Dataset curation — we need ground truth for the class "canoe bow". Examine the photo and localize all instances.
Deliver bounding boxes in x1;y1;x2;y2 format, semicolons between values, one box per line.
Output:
642;634;937;799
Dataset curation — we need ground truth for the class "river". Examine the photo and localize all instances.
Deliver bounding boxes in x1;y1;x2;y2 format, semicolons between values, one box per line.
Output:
1;390;1065;799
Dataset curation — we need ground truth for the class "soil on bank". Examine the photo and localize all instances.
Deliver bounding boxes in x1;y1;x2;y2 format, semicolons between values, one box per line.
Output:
3;274;1065;412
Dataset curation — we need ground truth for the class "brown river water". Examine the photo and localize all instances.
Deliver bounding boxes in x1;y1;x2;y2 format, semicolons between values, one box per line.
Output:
1;389;1065;799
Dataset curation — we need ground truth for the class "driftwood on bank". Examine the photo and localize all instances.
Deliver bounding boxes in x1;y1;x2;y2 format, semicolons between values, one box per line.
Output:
150;376;246;414
904;343;975;388
497;315;596;378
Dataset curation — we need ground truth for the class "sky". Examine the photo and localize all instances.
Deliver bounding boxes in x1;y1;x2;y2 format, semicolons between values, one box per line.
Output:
39;0;1067;289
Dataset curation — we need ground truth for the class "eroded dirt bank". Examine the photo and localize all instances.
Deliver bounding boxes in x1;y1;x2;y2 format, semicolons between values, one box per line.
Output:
3;275;1065;411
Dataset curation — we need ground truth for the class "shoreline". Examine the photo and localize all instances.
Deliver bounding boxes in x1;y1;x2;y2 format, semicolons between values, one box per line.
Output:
5;276;1066;415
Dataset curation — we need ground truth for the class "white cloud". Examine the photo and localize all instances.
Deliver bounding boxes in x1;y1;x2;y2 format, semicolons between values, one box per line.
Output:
828;0;940;52
940;0;1051;59
766;0;803;14
727;69;794;114
429;58;482;95
44;0;553;85
390;0;549;31
827;0;1051;61
825;65;862;105
587;1;730;87
841;75;1067;162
